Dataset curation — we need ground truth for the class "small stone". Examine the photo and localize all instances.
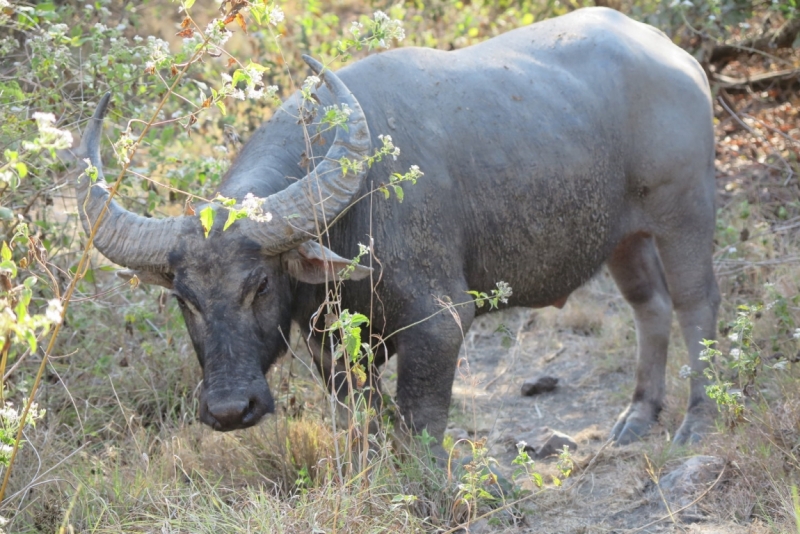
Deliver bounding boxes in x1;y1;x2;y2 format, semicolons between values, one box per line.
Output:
520;374;559;396
445;427;470;442
656;455;725;514
516;427;577;459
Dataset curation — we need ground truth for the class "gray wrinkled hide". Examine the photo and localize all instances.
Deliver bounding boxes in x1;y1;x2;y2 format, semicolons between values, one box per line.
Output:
121;8;721;450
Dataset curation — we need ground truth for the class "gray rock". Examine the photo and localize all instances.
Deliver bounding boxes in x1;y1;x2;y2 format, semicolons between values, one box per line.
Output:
445;427;470;442
654;455;725;518
520;374;559;396
516;427;577;459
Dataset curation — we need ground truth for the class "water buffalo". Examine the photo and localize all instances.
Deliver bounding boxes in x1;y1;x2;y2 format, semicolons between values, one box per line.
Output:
70;7;719;452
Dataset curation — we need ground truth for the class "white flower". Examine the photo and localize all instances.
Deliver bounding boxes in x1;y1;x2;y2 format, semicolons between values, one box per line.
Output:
220;72;233;83
303;75;320;92
247;86;264;99
730;348;741;359
241;193;272;223
242;192;262;211
679;364;692;379
495;281;512;303
370;10;405;48
793;328;800;340
268;5;284;25
728;332;739;342
0;405;17;422
378;134;401;160
26;112;73;151
32;111;55;123
350;21;363;35
205;19;231;47
45;298;63;324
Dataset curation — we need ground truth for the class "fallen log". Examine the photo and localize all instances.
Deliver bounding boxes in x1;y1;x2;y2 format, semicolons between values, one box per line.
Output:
713;68;800;91
708;18;800;68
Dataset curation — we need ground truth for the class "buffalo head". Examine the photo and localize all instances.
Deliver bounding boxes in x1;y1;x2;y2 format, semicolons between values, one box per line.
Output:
70;56;371;431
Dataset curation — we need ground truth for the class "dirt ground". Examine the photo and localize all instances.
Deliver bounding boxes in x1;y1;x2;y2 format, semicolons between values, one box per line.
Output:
420;272;766;534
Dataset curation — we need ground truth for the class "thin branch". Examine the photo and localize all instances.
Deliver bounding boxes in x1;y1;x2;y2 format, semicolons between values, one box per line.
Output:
717;95;795;181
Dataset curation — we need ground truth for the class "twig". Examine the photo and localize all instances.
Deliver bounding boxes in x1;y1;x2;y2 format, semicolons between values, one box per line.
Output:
717;95;795;181
3;442;87;504
714;69;800;92
568;436;614;495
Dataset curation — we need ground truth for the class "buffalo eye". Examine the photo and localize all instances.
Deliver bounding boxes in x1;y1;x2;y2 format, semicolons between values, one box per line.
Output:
173;294;187;309
256;276;269;296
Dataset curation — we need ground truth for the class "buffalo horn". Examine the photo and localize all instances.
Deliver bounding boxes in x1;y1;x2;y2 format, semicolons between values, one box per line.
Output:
242;55;371;255
73;93;183;271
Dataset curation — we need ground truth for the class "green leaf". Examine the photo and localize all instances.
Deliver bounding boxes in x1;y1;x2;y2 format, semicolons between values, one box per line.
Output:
223;209;247;231
1;241;10;262
232;69;247;86
161;126;175;145
247;61;269;72
1;260;17;278
349;313;369;327
18;286;31;308
216;101;227;116
184;0;195;10
14;162;28;178
23;330;37;353
392;184;404;202
346;327;361;359
199;206;215;238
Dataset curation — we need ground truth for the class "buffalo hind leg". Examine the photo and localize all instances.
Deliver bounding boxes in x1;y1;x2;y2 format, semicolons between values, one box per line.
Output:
656;219;720;444
608;232;674;444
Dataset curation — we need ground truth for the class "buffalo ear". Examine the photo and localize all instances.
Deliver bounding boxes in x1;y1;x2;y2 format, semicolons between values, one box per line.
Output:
283;241;372;284
117;269;174;289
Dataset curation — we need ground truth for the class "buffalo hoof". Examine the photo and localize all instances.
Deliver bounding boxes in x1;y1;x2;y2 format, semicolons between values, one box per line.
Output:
672;403;715;445
610;402;658;445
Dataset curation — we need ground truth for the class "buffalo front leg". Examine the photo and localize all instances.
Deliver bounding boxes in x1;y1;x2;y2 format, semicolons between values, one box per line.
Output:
308;333;389;432
608;232;674;445
393;301;474;461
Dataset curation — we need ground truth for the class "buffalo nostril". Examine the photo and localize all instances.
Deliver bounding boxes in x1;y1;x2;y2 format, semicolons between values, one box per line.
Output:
241;398;259;425
206;399;249;429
